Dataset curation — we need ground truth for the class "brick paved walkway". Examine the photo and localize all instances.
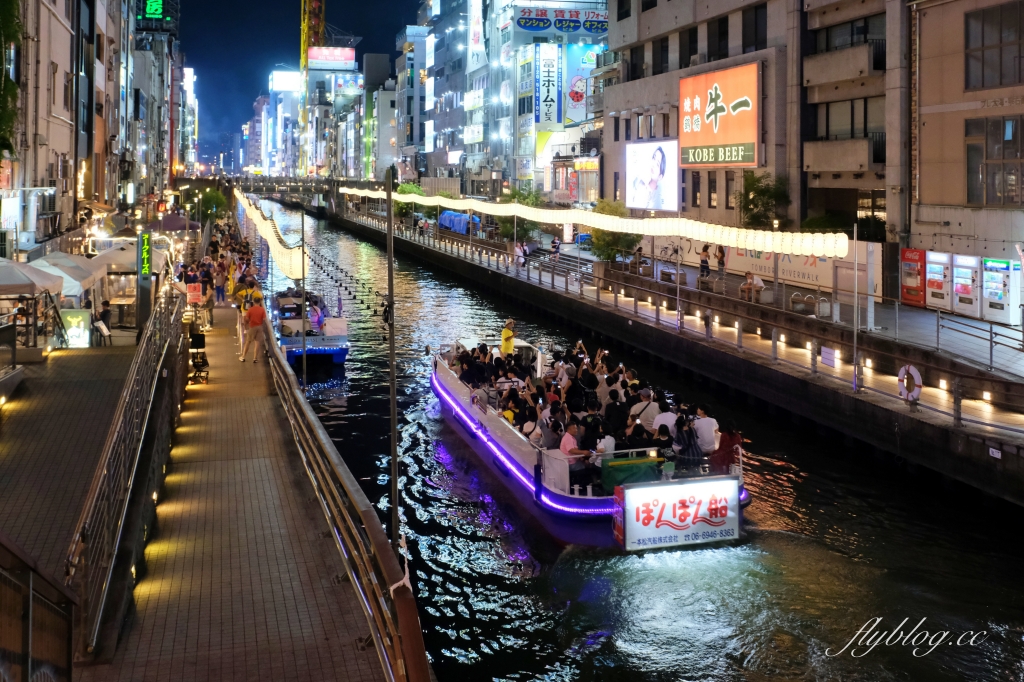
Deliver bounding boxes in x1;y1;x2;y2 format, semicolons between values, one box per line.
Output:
0;346;136;580
80;308;384;682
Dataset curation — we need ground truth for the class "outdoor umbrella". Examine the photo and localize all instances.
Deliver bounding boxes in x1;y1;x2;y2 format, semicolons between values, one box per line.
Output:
35;254;99;290
92;243;167;274
37;252;106;278
27;263;88;297
0;260;64;296
146;214;201;232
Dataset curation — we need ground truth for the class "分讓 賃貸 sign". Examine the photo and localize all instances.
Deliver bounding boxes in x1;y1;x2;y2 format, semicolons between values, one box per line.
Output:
678;62;759;168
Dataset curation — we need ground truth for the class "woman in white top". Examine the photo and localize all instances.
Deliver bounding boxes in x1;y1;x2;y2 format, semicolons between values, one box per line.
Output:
520;406;544;447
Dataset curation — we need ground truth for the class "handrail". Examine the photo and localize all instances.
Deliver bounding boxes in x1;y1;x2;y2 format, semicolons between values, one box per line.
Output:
262;317;430;682
64;290;184;654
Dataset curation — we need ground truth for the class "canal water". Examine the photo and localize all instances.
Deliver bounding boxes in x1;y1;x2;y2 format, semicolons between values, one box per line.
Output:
248;202;1024;682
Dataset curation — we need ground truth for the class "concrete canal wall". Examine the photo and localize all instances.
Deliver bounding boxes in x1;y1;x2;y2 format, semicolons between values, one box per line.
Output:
288;201;1024;507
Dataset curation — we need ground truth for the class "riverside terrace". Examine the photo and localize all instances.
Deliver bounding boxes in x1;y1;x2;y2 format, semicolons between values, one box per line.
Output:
267;191;1024;507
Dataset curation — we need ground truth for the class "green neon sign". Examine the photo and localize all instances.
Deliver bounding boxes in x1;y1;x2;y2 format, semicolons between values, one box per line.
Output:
144;0;163;19
139;232;152;278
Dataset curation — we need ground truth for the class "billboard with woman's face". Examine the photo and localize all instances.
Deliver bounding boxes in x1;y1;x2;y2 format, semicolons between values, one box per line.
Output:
626;141;679;211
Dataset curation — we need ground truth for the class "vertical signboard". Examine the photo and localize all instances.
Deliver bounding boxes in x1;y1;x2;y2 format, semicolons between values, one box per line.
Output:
564;44;597;125
468;0;486;70
678;62;760;167
534;43;563;131
137;231;153;329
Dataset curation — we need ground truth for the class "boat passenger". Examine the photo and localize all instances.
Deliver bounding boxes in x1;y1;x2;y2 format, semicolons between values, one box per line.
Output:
546;419;565;450
603;389;629;435
623;413;651;449
710;422;742;474
578;400;603;450
652;425;675;455
673;416;704;469
520;406;544;447
560;422;596;488
458;360;476;385
693;404;720;455
628;388;662;432
501;318;516;357
594;423;617;460
651;399;679;438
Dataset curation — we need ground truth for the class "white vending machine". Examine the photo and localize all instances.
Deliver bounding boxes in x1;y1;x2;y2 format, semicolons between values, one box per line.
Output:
981;257;1022;325
925;251;952;311
952;254;982;318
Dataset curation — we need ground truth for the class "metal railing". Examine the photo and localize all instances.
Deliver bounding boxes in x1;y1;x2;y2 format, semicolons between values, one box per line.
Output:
63;290;184;654
0;292;69;350
262;318;430;682
343;206;1024;437
1;530;77;682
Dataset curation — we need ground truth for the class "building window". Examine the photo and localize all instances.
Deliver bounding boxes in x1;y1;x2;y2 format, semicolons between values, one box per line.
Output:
636;114;644;139
629;45;644;81
708;171;718;208
517;95;533;116
815;14;886;69
742;4;768;54
617;0;631;22
501;26;511;44
625;118;632;141
692;171;701;207
967;116;1023;205
63;71;71;110
725;171;736;209
966;2;1023;90
647;114;655;138
614;116;620;141
680;169;687;209
815;96;886;162
642;0;656;12
652;36;670;75
662;113;670;137
614;171;620;201
680;27;698;69
708;17;729;62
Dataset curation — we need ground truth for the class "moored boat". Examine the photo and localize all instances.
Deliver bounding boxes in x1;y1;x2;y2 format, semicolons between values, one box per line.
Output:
431;336;751;551
271;288;349;365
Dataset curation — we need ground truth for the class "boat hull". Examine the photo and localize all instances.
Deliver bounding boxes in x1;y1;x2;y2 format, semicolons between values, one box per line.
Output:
433;384;618;548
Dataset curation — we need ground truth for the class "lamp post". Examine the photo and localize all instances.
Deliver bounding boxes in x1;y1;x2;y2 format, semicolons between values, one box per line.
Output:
385;168;400;555
772;219;779;305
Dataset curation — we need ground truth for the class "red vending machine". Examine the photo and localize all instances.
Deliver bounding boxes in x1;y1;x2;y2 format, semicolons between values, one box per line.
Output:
900;248;926;307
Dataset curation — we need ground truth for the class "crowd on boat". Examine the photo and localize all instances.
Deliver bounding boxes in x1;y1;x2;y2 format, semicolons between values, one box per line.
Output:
451;318;743;490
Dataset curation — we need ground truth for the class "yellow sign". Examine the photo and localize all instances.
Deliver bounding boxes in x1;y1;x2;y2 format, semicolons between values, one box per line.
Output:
574;157;599;171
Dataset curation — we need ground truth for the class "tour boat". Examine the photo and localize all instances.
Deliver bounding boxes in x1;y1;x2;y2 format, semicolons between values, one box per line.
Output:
271;289;349;365
431;337;751;551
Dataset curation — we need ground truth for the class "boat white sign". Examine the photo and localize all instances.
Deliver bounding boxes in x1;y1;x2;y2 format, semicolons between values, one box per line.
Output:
614;477;739;551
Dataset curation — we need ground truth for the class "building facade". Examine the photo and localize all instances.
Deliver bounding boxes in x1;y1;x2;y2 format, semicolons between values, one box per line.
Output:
602;0;909;239
911;0;1024;260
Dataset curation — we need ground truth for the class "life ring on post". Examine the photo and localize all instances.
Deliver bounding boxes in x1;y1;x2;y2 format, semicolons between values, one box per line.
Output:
898;364;923;402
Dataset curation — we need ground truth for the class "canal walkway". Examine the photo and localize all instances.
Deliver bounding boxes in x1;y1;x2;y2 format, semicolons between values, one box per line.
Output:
0;346;136;580
339;209;1024;443
79;308;384;682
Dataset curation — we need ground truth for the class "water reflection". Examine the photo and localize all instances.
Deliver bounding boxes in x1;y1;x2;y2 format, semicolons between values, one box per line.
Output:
244;202;1024;682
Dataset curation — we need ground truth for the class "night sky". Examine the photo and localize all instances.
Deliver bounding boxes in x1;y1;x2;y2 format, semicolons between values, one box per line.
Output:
179;0;420;156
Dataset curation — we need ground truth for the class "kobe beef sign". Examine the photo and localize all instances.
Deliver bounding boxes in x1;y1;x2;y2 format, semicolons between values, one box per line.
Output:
678;62;760;167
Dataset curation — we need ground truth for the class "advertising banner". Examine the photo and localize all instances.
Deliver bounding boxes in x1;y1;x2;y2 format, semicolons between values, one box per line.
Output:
468;0;486;70
464;89;485;111
626;141;679;211
464;124;484;144
425;34;435;69
307;47;356;71
615;477;740;551
534;43;563;131
678;62;759;167
515;8;607;34
60;309;92;349
564;44;597;125
335;72;364;97
424;120;435;153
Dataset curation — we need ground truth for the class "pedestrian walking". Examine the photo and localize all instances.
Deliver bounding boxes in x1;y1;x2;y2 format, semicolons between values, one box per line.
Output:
551;236;561;263
240;299;266;362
